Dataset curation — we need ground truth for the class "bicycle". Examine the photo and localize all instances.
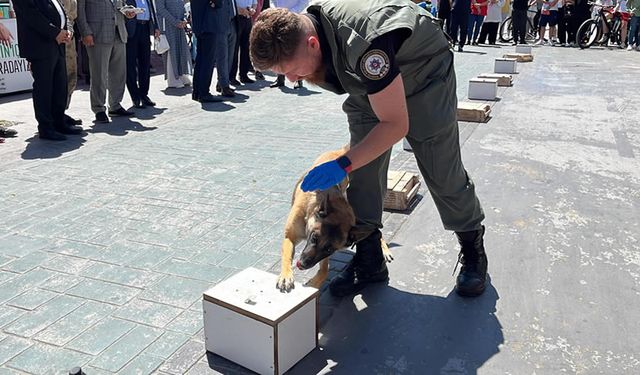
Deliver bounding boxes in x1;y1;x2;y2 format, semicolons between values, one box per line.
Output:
499;8;540;43
576;2;623;49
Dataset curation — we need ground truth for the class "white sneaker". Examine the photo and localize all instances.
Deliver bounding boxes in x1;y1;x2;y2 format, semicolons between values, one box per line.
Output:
167;82;185;89
535;39;544;45
628;44;634;51
180;75;192;86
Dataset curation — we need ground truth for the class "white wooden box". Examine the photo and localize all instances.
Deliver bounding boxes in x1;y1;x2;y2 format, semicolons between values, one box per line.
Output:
494;58;518;74
515;45;532;54
468;78;498;101
203;267;319;375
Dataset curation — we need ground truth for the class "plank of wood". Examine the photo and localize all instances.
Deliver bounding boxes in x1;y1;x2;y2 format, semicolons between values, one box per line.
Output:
503;53;534;62
476;73;513;87
457;101;491;123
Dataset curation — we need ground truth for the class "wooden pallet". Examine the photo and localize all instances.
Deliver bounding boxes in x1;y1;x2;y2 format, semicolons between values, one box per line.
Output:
476;73;513;87
384;170;421;211
503;53;534;62
457;101;491;123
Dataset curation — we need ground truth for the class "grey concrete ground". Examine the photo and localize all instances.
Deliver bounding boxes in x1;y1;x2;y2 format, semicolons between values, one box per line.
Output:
0;42;639;375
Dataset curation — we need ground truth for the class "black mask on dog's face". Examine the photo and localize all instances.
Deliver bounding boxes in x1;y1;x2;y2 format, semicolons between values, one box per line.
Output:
297;204;351;270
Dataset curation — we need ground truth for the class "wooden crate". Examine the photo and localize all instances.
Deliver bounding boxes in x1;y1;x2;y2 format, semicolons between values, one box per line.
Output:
384;170;421;211
203;267;319;375
457;101;491;123
503;53;533;62
476;73;513;87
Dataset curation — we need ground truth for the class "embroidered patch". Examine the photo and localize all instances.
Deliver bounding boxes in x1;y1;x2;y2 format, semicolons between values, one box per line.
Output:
360;49;390;81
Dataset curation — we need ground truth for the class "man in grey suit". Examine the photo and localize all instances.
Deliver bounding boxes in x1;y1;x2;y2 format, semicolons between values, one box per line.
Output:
77;0;137;123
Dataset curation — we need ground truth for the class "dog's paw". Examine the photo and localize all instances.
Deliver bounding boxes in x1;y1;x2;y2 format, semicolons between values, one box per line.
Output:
276;274;295;293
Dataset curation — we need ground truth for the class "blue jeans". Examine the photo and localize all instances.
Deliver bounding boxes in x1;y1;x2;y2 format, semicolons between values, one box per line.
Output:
629;15;640;46
467;14;485;43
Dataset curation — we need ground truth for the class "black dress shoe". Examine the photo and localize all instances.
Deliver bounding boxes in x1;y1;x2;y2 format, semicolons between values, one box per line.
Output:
254;71;265;80
220;86;236;97
229;78;241;86
95;112;110;123
55;124;83;135
141;96;156;107
39;130;67;141
198;94;223;103
132;99;145;109
239;76;255;84
64;114;83;125
108;107;135;117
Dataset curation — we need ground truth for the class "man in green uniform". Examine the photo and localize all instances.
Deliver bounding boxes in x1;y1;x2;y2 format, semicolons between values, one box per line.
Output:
250;0;488;298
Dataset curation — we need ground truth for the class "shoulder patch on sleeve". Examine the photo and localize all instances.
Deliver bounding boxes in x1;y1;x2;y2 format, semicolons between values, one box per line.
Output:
360;49;390;81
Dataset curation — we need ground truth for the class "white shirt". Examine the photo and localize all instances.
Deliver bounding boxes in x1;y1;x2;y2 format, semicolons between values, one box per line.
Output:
485;0;505;22
235;0;254;8
51;0;66;29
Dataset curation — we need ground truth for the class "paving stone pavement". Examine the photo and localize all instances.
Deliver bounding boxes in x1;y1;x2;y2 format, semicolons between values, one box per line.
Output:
1;42;639;374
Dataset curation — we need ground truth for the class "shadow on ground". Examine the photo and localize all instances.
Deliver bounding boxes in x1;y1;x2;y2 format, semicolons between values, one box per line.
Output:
203;283;502;374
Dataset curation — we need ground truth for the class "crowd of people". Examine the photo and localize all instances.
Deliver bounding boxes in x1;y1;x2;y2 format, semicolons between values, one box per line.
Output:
4;0;299;142
434;0;640;50
2;0;639;142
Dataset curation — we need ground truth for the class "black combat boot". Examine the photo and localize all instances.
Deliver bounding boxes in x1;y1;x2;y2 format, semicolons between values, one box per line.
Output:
454;225;488;297
329;229;389;297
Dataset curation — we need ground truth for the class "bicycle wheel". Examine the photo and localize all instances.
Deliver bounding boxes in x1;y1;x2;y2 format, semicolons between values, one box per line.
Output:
577;20;599;48
499;17;514;43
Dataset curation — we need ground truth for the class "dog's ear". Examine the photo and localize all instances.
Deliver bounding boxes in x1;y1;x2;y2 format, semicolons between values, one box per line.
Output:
316;194;329;219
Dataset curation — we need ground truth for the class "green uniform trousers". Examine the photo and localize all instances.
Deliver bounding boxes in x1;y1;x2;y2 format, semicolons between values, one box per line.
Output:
344;53;485;237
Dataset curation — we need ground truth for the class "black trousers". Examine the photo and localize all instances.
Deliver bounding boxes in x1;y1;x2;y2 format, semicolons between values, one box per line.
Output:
558;6;577;44
126;22;152;102
450;11;470;47
30;46;68;134
230;16;252;79
478;22;500;44
512;9;528;44
193;32;217;96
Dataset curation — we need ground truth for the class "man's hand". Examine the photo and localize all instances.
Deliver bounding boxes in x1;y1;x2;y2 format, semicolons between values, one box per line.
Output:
0;23;13;46
56;30;71;44
300;160;347;192
124;10;136;19
176;20;187;28
82;35;95;47
154;29;160;38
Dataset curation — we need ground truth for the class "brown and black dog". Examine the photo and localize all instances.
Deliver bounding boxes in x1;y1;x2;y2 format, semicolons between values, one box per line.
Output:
276;148;393;292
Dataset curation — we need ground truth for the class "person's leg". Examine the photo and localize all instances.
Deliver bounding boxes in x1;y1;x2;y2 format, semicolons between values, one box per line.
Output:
478;21;489;44
629;16;639;46
621;20;628;47
52;51;69;130
138;25;152;99
474;15;485;43
214;32;230;88
238;18;253;80
467;14;475;44
226;19;237;83
125;35;140;104
449;12;461;44
108;41;127;111
488;22;499;44
30;57;57;134
557;7;566;44
193;32;216;96
512;10;521;43
85;44;110;114
459;11;469;47
328;95;391;297
65;40;77;109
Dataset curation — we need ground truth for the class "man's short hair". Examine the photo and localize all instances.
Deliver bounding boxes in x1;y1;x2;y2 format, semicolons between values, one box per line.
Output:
250;8;305;72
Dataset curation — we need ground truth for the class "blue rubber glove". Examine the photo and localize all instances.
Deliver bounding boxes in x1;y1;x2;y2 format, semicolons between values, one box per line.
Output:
300;160;347;192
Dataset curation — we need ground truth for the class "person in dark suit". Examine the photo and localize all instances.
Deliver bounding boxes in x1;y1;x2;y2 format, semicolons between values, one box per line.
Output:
125;0;160;108
13;0;83;141
190;0;224;102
